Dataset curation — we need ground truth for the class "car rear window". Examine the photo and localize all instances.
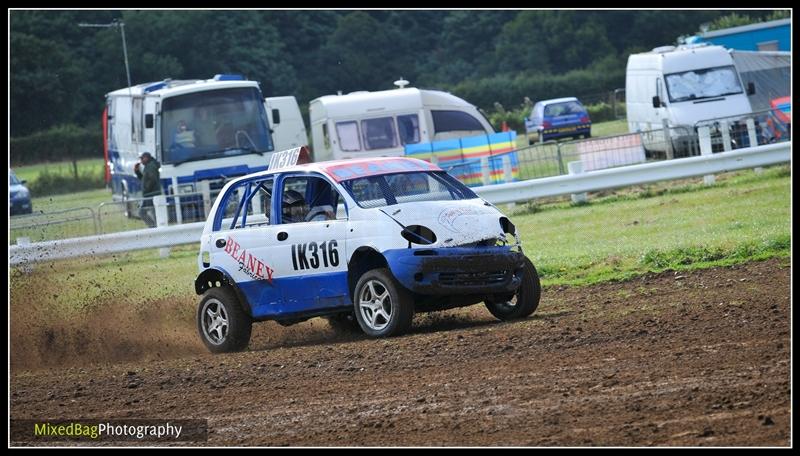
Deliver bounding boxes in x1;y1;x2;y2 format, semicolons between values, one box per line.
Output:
544;101;585;117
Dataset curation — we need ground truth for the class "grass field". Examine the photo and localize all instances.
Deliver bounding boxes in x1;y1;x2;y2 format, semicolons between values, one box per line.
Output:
591;119;628;138
9;165;790;312
511;165;790;285
13;158;105;184
9;188;151;244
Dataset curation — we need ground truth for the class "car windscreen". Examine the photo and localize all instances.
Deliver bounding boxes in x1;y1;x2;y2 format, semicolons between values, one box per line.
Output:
161;87;274;165
665;65;743;103
341;171;477;209
9;171;21;186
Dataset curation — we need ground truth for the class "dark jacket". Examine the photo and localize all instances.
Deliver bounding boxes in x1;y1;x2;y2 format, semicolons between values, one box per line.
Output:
135;159;162;197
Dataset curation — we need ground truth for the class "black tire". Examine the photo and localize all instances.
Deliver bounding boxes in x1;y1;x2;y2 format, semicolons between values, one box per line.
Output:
324;312;361;333
197;287;252;353
485;256;541;321
353;268;414;337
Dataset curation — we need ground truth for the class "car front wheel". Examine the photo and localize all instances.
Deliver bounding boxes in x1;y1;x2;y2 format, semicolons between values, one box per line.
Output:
485;256;541;320
353;269;414;337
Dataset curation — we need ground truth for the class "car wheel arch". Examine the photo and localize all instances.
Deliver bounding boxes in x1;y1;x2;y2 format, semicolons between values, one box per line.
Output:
195;267;253;317
347;247;389;301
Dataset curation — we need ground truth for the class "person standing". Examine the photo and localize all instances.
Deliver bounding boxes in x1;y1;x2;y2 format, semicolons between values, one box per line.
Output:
134;151;162;227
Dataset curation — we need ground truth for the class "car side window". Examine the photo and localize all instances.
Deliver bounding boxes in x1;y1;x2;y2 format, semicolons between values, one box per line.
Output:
279;175;347;225
216;176;274;231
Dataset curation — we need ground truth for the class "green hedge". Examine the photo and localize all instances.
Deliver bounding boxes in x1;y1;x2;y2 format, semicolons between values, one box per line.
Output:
585;101;626;123
10;124;103;166
447;66;625;112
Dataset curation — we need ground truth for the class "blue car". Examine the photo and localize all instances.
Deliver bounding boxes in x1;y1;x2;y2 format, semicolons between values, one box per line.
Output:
9;169;32;216
524;97;592;144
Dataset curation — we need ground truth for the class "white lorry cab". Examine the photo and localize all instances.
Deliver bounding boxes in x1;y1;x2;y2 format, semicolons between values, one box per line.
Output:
194;149;541;353
309;80;495;162
625;44;754;134
104;74;306;220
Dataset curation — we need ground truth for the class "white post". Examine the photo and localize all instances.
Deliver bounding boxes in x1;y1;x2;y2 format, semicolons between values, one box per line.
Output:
697;126;716;186
662;118;673;160
429;154;438;166
502;155;513;182
481;156;491;185
568;161;587;204
171;176;183;225
746;118;763;174
154;195;170;258
15;237;34;273
502;155;515;209
197;181;212;218
720;120;732;152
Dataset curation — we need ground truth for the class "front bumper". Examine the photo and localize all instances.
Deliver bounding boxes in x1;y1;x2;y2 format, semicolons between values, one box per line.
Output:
10;198;32;215
542;124;591;141
384;246;525;295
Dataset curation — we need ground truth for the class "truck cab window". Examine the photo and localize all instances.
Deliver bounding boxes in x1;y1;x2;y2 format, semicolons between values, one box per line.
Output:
161;87;274;165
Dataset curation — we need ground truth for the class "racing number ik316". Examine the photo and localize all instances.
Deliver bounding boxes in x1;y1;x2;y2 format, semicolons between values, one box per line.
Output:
291;240;340;270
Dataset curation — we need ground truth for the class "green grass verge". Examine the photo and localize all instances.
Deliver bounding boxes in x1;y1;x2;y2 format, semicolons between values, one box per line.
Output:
514;165;790;286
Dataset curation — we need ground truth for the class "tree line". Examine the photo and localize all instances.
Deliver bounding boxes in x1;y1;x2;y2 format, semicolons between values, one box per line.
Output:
10;9;782;139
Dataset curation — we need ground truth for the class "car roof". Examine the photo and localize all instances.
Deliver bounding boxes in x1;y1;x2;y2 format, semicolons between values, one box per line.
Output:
540;97;581;105
227;156;443;186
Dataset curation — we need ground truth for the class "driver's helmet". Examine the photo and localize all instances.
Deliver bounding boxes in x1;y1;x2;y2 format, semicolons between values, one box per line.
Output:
282;189;307;223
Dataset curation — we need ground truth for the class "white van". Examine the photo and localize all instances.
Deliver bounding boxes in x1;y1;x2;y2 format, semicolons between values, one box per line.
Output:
626;44;754;134
265;96;308;152
309;81;495;162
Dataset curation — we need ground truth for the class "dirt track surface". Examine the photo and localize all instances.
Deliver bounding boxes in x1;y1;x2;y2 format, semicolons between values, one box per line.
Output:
10;259;791;446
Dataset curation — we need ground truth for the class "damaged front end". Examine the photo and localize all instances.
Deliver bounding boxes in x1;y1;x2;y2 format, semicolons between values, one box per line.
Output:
383;242;526;296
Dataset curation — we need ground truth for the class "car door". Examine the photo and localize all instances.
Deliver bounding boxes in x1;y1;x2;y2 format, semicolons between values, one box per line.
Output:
208;175;286;319
270;173;350;314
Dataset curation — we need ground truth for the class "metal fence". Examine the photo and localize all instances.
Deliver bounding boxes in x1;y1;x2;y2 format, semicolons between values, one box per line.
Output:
10;189;220;244
512;108;790;183
10;207;97;244
696;108;791;153
513;125;691;181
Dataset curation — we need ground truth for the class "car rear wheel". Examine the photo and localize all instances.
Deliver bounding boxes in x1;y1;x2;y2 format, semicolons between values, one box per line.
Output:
197;287;252;353
353;269;414;337
485;256;541;320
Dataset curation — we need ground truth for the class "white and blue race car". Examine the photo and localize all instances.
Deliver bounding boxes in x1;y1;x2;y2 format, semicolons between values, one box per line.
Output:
195;148;541;353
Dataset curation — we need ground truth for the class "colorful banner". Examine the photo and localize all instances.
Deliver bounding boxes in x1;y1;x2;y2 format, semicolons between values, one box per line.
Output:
404;132;519;186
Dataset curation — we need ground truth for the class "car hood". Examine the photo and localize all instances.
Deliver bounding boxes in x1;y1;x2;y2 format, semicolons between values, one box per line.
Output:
10;183;28;194
379;198;507;247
